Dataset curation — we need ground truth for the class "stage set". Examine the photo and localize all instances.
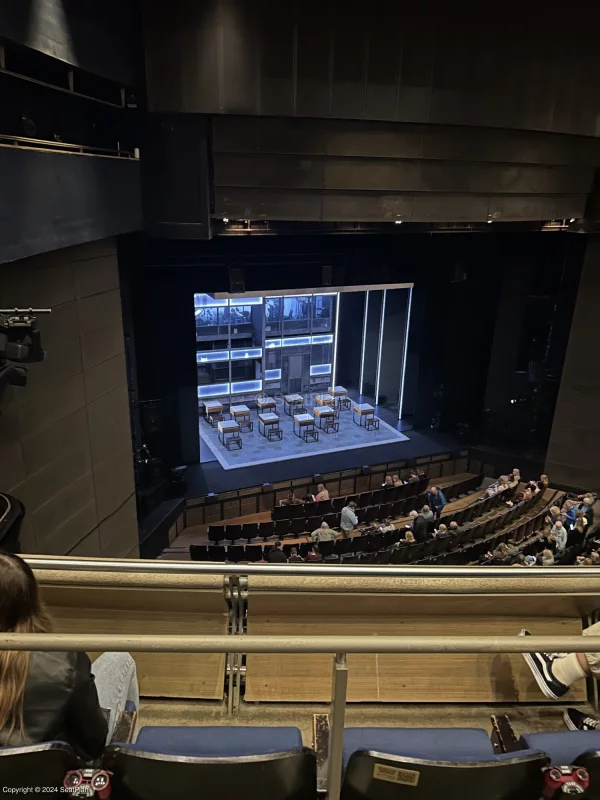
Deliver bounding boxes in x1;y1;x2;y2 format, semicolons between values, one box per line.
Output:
195;284;412;471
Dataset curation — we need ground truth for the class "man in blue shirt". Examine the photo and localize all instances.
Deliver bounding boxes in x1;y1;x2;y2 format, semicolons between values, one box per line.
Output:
426;486;447;520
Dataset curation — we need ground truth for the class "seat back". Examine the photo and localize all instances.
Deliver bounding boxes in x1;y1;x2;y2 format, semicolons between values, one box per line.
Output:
0;742;79;790
190;545;209;561
341;749;548;800
104;745;317;800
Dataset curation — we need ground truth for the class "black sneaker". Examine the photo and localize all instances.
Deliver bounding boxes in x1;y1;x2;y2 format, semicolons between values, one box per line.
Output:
564;708;600;732
519;629;569;700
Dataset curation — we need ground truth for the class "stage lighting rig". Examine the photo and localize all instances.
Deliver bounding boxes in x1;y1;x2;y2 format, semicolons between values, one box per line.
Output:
0;308;51;407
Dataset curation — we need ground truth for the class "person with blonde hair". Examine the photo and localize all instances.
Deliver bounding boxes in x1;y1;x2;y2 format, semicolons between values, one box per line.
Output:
0;553;138;758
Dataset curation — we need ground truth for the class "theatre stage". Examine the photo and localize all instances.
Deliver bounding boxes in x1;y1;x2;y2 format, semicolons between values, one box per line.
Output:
199;399;408;471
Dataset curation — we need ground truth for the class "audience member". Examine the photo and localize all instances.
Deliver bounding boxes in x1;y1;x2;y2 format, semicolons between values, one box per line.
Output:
407;470;419;483
392;473;402;487
311;522;337;543
313;483;329;502
0;554;138;757
426;486;447;520
538;474;549;492
581;496;595;527
287;547;303;563
281;490;302;506
306;544;323;562
448;521;459;534
401;530;415;544
412;510;428;542
340;501;358;538
563;499;578;525
551;520;567;553
541;549;555;566
507;469;521;488
267;541;287;562
420;505;434;523
435;523;448;536
382;475;394;489
484;475;508;498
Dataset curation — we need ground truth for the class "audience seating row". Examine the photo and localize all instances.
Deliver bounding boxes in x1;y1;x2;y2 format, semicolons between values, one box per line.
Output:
192;487;545;565
271;476;430;522
206;474;484;544
4;724;600;799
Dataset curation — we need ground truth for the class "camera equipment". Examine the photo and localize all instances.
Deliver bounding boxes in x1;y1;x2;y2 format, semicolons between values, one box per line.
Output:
0;308;50;408
542;765;589;796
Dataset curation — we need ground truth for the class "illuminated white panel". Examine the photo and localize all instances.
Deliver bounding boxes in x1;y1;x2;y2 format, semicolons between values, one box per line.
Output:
197;383;230;398
230;348;262;360
196;350;229;363
194;293;227;308
265;339;282;349
311;334;334;344
229;296;263;305
398;286;413;419
332;293;341;386
282;336;311;347
310;363;332;376
359;291;369;395
231;380;263;394
265;369;282;381
375;289;387;403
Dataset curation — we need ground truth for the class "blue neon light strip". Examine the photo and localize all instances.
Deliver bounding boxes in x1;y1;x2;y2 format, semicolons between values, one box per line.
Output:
231;297;262;305
231;380;263;394
196;350;229;364
264;369;282;381
282;336;311;347
198;383;230;398
310;363;332;376
230;347;262;360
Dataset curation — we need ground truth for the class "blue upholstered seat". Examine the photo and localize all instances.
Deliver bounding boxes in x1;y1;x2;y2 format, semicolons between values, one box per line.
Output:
343;727;495;769
132;726;303;758
520;731;600;765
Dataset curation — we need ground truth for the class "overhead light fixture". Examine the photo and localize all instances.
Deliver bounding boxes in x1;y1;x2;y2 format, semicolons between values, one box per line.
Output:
570;218;576;223
394;220;403;225
223;217;229;223
487;220;493;224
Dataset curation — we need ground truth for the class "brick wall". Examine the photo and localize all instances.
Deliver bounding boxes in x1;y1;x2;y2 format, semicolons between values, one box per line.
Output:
0;239;139;557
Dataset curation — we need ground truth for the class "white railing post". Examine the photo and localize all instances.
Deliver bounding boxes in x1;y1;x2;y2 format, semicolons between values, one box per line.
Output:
327;653;348;800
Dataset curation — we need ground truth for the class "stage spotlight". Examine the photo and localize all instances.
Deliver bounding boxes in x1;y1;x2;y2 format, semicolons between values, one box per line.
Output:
394;220;402;225
570;218;576;223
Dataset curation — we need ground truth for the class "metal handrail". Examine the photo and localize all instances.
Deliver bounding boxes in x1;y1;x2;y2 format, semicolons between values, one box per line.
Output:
1;631;594;800
0;133;136;157
0;633;597;653
24;556;600;578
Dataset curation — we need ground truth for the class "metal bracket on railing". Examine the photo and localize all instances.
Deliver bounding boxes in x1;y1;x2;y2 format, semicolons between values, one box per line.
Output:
225;574;248;716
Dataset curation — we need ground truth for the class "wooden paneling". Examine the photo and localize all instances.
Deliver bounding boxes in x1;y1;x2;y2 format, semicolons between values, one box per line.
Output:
245;593;587;703
40;583;227;700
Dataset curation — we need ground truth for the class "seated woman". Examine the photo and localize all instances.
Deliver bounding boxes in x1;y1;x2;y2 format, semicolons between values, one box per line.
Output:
313;483;329;502
381;475;394;489
0;553;138;760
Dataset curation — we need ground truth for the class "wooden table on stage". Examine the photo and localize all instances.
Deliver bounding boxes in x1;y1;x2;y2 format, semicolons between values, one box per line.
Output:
284;394;304;415
293;413;319;442
204;400;224;427
218;420;242;449
256;396;276;413
353;402;375;426
313;406;337;431
327;385;348;409
258;412;282;440
315;394;334;407
230;404;253;431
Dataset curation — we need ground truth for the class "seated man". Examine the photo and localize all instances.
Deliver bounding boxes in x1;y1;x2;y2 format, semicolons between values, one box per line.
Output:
287;546;304;563
280;490;303;506
434;523;448;537
267;541;287;563
448;521;459;534
313;483;329;502
406;470;420;483
306;544;322;562
426;486;447;520
381;475;394;489
311;521;337;543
